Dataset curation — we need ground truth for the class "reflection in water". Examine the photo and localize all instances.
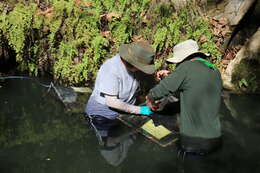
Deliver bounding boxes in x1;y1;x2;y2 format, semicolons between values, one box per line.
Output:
87;114;136;166
0;79;260;173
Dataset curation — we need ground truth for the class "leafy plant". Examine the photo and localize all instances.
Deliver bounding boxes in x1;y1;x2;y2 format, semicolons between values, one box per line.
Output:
0;0;222;85
238;78;248;88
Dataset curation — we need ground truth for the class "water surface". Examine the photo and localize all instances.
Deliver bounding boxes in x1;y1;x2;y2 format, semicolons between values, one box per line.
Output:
0;78;260;173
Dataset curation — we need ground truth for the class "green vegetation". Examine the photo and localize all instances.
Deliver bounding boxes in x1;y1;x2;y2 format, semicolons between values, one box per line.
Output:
0;0;221;85
233;59;260;93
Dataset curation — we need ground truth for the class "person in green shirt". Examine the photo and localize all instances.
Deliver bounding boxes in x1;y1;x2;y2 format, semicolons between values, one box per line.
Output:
147;39;223;155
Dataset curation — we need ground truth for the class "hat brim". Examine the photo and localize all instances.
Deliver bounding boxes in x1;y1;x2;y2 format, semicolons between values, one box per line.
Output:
119;44;156;74
166;51;210;63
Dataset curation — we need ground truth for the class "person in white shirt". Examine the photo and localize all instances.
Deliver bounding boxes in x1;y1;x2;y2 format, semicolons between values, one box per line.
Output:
85;40;155;144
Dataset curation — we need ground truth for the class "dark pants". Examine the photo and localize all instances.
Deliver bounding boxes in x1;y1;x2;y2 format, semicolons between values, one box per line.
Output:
178;135;222;157
90;115;119;131
86;114;119;145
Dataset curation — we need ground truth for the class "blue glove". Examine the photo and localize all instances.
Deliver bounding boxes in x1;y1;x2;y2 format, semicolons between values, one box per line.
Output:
140;106;153;116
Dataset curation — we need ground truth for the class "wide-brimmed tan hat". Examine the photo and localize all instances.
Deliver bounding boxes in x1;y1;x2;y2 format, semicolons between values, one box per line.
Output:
167;39;209;63
119;41;155;74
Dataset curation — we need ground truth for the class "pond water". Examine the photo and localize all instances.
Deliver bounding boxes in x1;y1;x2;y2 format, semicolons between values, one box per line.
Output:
0;78;260;173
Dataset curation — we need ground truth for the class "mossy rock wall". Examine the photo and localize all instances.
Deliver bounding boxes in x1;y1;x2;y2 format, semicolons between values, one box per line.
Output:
223;28;260;93
232;58;260;93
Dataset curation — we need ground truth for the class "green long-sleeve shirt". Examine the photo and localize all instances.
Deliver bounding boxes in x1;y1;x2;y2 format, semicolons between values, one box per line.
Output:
150;60;222;138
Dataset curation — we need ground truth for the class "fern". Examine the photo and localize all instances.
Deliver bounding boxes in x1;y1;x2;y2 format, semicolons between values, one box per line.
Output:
0;0;222;84
1;3;37;61
153;27;167;51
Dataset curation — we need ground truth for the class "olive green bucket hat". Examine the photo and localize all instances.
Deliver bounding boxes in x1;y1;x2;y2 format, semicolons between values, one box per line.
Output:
119;41;155;74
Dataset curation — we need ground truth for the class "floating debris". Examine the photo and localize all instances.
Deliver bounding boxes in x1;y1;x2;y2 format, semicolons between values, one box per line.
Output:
53;86;77;104
70;87;92;93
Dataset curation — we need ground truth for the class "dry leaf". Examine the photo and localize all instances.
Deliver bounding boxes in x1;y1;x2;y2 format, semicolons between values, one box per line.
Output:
223;49;235;60
46;13;53;18
42;26;49;33
211;18;219;27
36;10;42;15
74;0;81;6
36;7;53;15
107;12;121;21
215;39;222;47
222;60;230;65
84;2;92;7
224;52;233;60
223;45;243;60
74;57;80;64
131;35;143;41
199;35;208;43
143;15;149;23
101;12;121;22
101;31;111;38
100;14;106;17
45;8;53;14
213;28;221;36
140;10;146;17
221;27;231;36
218;17;228;25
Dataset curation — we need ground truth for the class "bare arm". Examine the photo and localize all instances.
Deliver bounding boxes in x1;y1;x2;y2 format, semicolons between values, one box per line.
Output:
105;95;140;114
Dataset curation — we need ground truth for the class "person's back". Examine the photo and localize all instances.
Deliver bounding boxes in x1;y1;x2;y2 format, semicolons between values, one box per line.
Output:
146;39;223;155
179;60;222;139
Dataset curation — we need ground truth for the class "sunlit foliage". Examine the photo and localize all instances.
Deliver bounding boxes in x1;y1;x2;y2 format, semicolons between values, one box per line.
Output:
0;0;221;85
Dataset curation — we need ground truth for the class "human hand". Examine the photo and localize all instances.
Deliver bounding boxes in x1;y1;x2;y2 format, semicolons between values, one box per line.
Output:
146;95;159;111
156;70;170;81
140;106;153;116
